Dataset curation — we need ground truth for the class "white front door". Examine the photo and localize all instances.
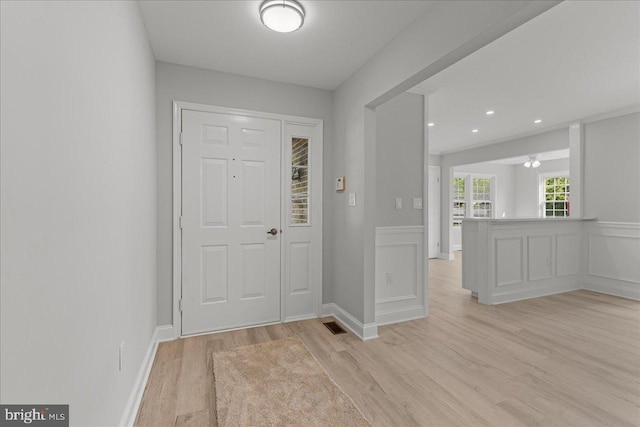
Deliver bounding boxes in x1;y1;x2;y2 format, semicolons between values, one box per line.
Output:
181;110;281;335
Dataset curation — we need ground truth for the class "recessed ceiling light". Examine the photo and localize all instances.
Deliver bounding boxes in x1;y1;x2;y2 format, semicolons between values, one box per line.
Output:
472;129;479;133
534;119;542;124
428;122;434;127
260;0;305;33
486;110;495;115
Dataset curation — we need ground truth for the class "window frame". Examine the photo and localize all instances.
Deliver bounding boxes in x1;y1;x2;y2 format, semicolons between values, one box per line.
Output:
538;171;570;218
452;173;497;228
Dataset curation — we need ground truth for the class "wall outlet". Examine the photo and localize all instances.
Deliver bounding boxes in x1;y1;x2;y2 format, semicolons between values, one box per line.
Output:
412;197;423;209
395;197;403;209
119;341;125;371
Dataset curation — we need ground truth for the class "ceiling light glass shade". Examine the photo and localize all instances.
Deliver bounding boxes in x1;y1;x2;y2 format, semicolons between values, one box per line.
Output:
532;159;541;168
524;160;532;168
260;0;305;33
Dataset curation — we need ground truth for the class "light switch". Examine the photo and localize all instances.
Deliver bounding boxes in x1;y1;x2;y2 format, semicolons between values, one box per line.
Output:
348;192;356;207
395;197;403;209
413;197;423;209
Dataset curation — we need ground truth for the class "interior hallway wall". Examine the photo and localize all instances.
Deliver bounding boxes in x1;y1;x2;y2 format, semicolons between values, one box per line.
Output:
375;92;424;227
1;2;157;425
584;112;640;222
155;62;334;325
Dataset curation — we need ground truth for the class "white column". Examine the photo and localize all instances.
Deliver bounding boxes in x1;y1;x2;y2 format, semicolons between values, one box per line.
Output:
569;121;584;218
421;87;436;314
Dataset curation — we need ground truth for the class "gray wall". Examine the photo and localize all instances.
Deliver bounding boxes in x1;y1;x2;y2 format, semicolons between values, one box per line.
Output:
0;2;157;425
514;157;570;218
584;112;640;222
155;62;334;325
375;92;424;227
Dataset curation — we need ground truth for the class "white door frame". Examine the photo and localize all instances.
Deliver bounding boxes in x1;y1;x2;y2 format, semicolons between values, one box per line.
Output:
428;165;441;258
172;101;323;338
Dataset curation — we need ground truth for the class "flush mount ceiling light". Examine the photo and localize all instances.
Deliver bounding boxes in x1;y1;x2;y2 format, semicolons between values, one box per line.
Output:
486;110;495;115
428;122;435;127
534;119;542;124
260;0;305;33
472;129;479;133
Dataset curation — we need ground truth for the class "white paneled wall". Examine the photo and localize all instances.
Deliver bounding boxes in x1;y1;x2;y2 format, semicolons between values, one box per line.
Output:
463;219;640;305
375;226;426;325
583;222;640;299
463;220;584;304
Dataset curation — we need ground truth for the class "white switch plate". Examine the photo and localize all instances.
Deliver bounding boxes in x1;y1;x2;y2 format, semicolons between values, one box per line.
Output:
348;192;356;207
395;197;402;209
413;197;423;209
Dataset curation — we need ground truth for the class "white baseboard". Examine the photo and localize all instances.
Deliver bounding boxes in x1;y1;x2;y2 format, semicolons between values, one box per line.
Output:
320;303;335;318
155;324;176;342
583;281;640;301
321;303;379;341
375;305;426;327
438;252;455;261
119;326;162;427
284;313;318;323
491;282;582;305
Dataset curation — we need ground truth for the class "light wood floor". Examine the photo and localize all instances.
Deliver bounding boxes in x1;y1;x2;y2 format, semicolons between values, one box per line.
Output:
135;253;640;426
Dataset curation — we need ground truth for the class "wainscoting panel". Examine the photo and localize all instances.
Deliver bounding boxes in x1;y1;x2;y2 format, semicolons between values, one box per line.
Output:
528;235;553;282
556;233;580;277
495;237;524;287
583;222;640;300
464;220;584;305
375;226;425;325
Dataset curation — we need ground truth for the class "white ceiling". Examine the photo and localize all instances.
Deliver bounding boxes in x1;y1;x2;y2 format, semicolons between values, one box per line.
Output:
138;1;434;90
423;0;640;154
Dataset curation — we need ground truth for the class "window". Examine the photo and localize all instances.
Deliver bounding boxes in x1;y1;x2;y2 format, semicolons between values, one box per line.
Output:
452;174;495;227
291;137;309;225
452;177;466;227
541;174;570;217
472;178;492;218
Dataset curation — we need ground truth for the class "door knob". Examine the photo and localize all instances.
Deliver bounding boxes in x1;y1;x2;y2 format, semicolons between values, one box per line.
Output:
267;228;278;235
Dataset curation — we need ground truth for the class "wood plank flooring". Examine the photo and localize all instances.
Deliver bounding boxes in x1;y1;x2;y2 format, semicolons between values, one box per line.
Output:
135;253;640;426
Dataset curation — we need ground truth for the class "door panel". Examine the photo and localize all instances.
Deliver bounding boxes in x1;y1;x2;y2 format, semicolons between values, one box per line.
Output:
282;123;321;321
181;110;281;335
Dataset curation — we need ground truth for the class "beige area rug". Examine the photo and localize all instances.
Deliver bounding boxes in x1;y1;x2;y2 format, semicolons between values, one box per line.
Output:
212;338;371;427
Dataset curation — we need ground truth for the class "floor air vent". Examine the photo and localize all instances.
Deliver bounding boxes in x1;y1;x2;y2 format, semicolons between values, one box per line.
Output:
323;321;347;335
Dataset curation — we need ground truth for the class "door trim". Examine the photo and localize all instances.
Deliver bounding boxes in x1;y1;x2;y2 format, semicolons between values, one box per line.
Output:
171;101;323;339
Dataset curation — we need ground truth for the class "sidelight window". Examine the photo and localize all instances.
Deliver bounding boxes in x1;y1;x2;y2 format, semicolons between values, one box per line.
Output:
291;137;309;225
